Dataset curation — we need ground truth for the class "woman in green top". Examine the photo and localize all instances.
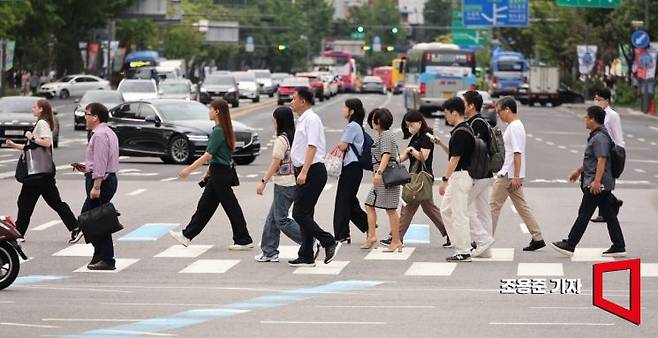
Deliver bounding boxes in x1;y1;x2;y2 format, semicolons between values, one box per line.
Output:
169;99;253;250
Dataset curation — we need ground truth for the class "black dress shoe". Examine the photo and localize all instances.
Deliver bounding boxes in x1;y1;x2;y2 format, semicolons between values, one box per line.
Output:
523;239;546;251
69;228;83;244
550;240;575;257
87;261;116;271
288;258;315;267
591;216;606;223
602;246;627;257
324;241;342;264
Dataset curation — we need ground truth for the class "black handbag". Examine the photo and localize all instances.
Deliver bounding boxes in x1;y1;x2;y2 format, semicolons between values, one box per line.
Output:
382;161;411;188
78;203;123;242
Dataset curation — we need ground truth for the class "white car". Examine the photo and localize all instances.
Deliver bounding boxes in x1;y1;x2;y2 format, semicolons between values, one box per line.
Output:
39;74;110;99
117;79;159;102
232;71;260;103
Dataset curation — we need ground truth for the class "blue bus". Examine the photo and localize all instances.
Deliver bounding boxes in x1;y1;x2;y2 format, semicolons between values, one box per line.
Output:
490;50;528;97
403;43;477;117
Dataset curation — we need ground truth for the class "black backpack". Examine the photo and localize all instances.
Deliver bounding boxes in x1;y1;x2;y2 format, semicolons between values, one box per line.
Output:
349;125;374;171
456;124;489;179
600;129;626;178
471;117;505;173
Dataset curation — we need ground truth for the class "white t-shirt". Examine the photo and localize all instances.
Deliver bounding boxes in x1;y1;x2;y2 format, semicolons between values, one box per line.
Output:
271;135;296;186
33;119;53;139
291;109;326;167
498;119;526;178
604;106;625;148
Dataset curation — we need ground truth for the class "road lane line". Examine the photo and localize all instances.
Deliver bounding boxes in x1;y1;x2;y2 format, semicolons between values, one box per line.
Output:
570;149;579;154
634;168;646;173
127;189;147;196
638;138;646;142
545;141;555;146
649;126;658;132
43;319;145;323
628;159;658;163
160;177;177;182
315;305;435;309
33;220;62;231
0;322;60;329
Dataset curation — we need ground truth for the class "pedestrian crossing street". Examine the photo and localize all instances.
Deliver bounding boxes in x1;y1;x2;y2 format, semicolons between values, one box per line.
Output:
19;223;658;278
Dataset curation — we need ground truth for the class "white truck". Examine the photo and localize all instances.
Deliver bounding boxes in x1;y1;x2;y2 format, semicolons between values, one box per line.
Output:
527;66;560;106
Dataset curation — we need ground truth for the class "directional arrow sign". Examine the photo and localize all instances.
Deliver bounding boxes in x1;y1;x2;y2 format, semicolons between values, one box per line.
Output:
462;0;528;27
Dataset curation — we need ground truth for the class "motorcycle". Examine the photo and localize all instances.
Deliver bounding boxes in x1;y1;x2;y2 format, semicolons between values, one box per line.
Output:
0;215;28;290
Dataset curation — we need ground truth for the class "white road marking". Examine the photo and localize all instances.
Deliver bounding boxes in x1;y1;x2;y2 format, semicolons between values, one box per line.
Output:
42;319;144;323
489;322;614;326
570;149;579;154
405;262;457;276
0;158;17;164
641;263;658;277
154;245;213;258
74;258;140;273
32;220;62;231
472;248;515;262
364;247;415;260
634;168;646;173
570;248;614;262
651;142;657;146
526;133;533;137
294;261;350;275
628;159;658;164
127;189;147;196
558;145;567;150
0;322;59;329
627;134;634;138
84;330;175;337
52;244;94;257
261;147;268;151
179;259;240;274
545;141;555;146
315;305;435;309
535;138;543;142
649;126;658;132
261;321;386;325
637;138;646;142
160;177;177;182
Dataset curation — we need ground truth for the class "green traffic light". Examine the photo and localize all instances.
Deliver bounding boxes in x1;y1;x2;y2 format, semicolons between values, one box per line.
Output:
391;27;399;34
357;26;365;33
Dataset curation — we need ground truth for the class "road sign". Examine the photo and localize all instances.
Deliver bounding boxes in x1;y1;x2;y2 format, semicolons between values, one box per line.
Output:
462;0;528;27
245;36;254;53
373;36;381;52
631;30;650;49
452;10;490;48
350;32;365;40
556;0;622;8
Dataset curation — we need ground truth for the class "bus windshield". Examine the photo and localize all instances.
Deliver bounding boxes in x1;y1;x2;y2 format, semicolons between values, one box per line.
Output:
496;60;525;72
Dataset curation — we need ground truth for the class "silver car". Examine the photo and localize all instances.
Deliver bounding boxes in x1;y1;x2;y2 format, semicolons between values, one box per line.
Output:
360;76;387;94
232;71;260;103
158;80;194;101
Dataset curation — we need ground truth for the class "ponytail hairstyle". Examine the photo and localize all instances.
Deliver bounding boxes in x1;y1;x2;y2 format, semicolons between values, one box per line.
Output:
36;99;55;130
210;99;237;152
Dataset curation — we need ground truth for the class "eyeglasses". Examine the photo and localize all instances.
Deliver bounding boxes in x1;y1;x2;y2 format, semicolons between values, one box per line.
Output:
593;97;606;102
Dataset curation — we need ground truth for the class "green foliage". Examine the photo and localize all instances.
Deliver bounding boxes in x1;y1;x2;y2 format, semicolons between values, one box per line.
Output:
613;81;640;108
116;19;159;51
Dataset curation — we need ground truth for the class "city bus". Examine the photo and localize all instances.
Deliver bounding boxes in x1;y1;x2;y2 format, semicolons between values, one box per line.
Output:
122;50;160;80
490;50;529;97
403;43;476;117
321;50;357;92
372;66;393;91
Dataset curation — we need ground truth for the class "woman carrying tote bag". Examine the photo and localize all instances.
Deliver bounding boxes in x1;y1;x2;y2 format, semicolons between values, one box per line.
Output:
362;108;403;253
4;99;81;243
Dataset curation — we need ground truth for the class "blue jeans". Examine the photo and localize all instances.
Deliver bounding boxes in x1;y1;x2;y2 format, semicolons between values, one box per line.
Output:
260;184;304;257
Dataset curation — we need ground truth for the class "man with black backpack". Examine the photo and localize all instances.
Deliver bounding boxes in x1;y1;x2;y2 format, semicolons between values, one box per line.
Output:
439;97;476;262
551;106;626;257
463;91;498;258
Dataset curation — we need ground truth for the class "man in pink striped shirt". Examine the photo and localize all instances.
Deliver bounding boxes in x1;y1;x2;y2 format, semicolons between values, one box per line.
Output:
73;102;120;270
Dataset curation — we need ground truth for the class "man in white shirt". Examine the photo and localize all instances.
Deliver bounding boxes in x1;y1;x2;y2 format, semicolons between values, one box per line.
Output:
288;87;340;267
591;87;625;223
489;97;545;252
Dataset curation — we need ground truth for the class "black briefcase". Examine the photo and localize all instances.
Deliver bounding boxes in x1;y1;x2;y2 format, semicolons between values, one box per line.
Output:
78;203;123;242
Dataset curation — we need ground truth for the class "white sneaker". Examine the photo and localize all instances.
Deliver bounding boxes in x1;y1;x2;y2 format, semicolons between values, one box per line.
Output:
169;231;190;247
471;238;495;258
254;253;279;262
228;243;254;251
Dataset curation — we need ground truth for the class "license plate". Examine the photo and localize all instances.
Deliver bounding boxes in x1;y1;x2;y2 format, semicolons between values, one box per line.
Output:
4;130;24;136
443;92;454;98
539;95;548;99
235;141;245;147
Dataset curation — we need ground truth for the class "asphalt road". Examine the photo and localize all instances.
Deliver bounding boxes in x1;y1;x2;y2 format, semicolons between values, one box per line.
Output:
0;94;657;338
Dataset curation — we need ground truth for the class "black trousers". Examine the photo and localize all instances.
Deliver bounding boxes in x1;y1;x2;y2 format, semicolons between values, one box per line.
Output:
333;162;368;239
16;176;78;236
183;165;252;245
293;163;335;260
567;188;625;249
82;173;117;265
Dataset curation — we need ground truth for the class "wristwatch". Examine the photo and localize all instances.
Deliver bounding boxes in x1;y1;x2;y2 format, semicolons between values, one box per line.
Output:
261;178;267;183
441;176;449;182
376;170;383;175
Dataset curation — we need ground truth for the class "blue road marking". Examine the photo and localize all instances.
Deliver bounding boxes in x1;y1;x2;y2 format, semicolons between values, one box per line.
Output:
13;275;67;286
118;223;179;241
404;223;430;244
62;280;383;338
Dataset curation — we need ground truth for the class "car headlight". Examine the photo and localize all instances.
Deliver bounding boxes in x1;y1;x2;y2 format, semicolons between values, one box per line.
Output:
188;135;208;141
74;110;85;117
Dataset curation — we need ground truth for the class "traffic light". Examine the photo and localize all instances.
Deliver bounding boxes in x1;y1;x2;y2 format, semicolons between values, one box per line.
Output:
362;45;371;51
277;44;287;51
386;46;395;52
391;27;399;34
357;26;365;33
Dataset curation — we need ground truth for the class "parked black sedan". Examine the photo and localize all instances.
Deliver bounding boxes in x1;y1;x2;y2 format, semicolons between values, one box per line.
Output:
108;99;260;165
559;83;585;104
0;96;60;148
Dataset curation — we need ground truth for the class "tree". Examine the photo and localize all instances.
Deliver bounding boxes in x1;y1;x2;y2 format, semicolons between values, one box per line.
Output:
422;0;452;41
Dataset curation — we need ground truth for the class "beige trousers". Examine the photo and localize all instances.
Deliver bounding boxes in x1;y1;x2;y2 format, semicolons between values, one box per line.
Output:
490;175;543;241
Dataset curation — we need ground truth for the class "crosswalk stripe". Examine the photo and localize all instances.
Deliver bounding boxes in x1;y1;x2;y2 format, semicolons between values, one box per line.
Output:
641;263;658;277
179;259;240;274
74;258;140;273
118;223;179;241
127;189;147;196
517;263;564;276
154;245;213;258
33;220;62;231
570;248;614;262
405;262;456;276
472;248;515;262
364;247;415;260
293;261;350;275
52;244;94;257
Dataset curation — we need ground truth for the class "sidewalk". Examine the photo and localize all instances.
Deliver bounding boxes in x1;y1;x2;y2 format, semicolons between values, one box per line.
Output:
562;101;657;119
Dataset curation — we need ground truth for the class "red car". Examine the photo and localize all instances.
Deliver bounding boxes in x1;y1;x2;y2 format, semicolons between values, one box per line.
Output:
277;77;312;106
295;72;327;102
